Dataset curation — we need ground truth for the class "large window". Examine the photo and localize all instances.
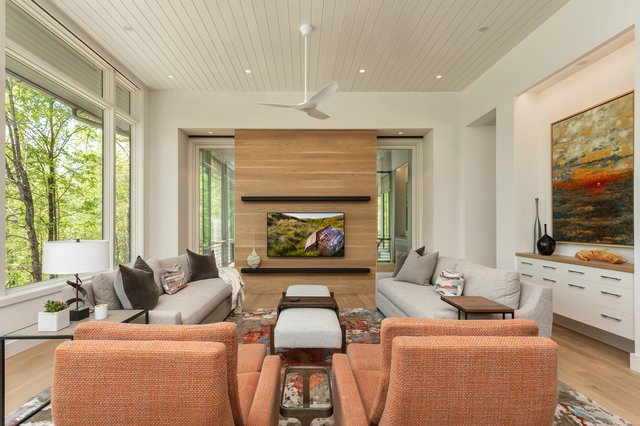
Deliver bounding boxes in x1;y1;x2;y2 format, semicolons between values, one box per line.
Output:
4;1;139;290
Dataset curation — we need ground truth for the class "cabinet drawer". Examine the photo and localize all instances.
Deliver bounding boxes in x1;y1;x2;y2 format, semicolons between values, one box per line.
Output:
594;283;633;314
538;260;562;273
517;258;536;276
594;269;633;289
592;306;634;339
564;264;593;280
562;279;593;324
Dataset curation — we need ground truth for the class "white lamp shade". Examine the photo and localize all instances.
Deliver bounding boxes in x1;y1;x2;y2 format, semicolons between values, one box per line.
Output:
42;240;110;274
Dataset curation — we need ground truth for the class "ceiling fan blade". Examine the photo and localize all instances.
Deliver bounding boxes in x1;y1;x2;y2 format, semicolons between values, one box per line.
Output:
256;102;296;108
305;108;330;120
308;81;338;104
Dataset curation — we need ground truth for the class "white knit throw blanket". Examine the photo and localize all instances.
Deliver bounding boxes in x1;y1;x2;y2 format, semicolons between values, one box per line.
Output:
218;267;246;314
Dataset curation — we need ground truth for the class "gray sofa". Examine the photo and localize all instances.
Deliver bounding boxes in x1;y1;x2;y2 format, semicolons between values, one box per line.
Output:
376;256;553;336
66;254;233;325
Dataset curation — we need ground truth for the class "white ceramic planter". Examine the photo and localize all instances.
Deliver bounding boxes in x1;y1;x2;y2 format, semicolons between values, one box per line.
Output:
38;308;70;332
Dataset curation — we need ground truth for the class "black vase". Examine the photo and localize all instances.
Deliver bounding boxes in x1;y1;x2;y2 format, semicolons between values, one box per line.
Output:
537;224;556;256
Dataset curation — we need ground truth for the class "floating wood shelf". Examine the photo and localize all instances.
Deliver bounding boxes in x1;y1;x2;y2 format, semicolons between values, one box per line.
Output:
240;267;371;274
240;195;371;202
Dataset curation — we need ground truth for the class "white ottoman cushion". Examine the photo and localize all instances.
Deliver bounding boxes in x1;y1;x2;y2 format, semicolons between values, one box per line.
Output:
286;285;330;297
274;308;342;349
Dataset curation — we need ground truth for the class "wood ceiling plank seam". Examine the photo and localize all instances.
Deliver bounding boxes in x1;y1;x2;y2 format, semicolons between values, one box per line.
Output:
234;0;270;90
168;0;224;91
315;0;336;90
158;2;221;91
217;0;261;91
413;0;490;91
288;0;302;92
144;0;212;91
342;0;387;91
327;0;354;87
335;0;369;87
276;0;294;91
456;0;563;90
381;0;440;91
68;0;174;90
198;0;248;91
420;0;506;91
446;0;547;90
349;0;397;91
367;0;417;90
400;0;475;91
129;0;206;91
391;0;447;91
262;1;287;91
308;0;326;90
248;0;279;91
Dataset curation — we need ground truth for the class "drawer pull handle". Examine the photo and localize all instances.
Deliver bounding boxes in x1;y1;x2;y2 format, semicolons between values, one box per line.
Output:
568;283;585;289
521;261;533;265
600;314;622;322
568;269;585;275
521;273;533;278
542;265;557;269
600;291;622;298
600;275;622;281
542;278;556;283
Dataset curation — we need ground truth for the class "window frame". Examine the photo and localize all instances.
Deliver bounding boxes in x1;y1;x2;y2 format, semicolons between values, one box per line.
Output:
1;1;141;296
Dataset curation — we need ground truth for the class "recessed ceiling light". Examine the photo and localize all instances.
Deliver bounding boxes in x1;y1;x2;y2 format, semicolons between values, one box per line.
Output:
359;68;366;74
244;69;252;74
436;75;443;79
122;25;134;32
478;26;490;32
397;131;404;135
167;74;175;79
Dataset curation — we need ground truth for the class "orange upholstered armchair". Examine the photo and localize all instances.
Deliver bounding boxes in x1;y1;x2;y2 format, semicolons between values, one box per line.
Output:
332;318;558;426
52;322;281;426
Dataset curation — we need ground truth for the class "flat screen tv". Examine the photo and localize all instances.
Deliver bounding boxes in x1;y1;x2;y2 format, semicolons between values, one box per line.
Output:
267;212;345;257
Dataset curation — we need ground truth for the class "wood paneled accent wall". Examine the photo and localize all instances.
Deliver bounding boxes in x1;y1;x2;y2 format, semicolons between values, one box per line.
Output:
235;129;377;295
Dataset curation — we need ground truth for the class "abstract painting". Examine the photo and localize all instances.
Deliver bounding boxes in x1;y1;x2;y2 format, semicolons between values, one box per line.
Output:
552;92;634;246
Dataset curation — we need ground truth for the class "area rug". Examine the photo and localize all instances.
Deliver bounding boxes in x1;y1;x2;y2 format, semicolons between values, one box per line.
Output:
7;308;632;426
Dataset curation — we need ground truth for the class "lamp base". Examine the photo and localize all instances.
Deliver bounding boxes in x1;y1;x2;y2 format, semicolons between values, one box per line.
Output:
70;307;90;321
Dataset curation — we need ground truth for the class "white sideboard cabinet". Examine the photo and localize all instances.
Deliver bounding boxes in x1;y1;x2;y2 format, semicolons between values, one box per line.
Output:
516;253;634;340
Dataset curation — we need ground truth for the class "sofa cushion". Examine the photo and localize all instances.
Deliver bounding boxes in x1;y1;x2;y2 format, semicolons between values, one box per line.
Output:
431;256;462;285
154;255;192;283
377;277;457;319
187;249;219;281
456;261;521;309
153;277;231;324
394;251;438;285
146;258;164;295
92;271;122;309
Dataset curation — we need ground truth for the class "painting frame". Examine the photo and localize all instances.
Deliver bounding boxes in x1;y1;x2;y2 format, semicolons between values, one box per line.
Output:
551;91;634;247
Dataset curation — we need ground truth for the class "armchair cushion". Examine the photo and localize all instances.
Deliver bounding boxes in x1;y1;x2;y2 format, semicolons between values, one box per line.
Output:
238;344;267;373
347;343;381;371
238;372;261;423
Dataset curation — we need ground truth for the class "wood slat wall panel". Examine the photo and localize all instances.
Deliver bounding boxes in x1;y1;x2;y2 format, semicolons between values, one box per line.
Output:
235;129;377;295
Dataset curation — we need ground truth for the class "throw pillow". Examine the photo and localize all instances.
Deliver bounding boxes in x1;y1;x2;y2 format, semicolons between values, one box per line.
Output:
394;250;438;285
392;246;426;277
434;270;465;296
186;249;219;281
114;264;159;310
160;264;188;295
92;271;122;310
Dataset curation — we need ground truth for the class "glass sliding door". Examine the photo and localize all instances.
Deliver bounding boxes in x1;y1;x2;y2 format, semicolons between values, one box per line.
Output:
199;148;234;266
377;149;412;264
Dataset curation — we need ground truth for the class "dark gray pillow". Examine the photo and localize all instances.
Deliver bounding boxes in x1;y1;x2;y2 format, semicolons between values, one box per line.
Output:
394;251;439;285
114;264;159;310
392;246;426;277
186;249;219;281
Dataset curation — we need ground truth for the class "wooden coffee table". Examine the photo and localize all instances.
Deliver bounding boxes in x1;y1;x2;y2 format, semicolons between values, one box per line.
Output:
441;296;514;320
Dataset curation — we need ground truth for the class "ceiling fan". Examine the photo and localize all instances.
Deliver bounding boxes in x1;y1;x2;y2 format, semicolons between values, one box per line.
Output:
257;24;338;120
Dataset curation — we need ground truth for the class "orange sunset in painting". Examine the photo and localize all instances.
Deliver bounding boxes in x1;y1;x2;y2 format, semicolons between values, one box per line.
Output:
552;92;634;246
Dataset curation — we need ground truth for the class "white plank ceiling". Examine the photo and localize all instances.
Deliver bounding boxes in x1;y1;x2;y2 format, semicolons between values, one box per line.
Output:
44;0;569;92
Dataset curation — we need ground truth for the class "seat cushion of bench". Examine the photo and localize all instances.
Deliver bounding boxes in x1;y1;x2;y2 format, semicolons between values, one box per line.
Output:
274;308;342;349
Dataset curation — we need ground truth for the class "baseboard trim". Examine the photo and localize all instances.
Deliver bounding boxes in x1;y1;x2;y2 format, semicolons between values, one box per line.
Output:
630;353;640;372
553;314;634;352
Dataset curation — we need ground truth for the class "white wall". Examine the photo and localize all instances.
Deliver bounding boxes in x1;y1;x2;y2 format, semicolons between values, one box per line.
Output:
146;91;462;259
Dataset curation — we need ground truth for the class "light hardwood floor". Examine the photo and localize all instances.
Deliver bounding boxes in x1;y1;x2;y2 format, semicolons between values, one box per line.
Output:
6;293;640;423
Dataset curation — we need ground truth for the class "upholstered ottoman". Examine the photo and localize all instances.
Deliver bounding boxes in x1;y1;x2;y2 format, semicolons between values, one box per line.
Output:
271;285;346;353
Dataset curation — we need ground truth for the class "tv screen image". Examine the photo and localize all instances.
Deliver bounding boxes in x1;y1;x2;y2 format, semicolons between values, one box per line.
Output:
267;212;345;257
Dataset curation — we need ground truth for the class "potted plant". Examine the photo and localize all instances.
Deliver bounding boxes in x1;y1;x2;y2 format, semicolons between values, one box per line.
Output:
38;300;70;331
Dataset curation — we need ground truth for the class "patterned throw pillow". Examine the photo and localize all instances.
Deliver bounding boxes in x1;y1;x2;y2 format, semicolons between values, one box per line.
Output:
159;264;188;295
434;269;465;296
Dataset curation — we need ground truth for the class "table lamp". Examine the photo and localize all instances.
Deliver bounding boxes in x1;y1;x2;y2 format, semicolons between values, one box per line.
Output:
43;239;110;321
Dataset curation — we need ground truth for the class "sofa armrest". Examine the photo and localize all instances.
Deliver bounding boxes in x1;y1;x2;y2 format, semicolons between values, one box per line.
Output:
332;354;368;426
376;272;393;282
516;280;553;337
247;355;281;426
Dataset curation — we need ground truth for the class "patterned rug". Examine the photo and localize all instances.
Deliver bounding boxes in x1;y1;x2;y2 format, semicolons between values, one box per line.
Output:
7;308;632;426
